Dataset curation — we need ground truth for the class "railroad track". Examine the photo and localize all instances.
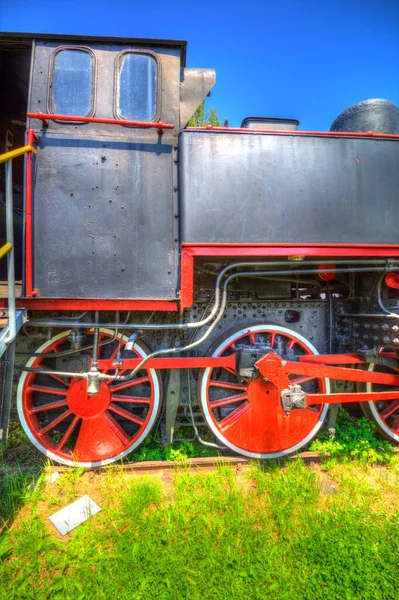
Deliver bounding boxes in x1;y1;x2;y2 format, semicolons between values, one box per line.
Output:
46;451;329;475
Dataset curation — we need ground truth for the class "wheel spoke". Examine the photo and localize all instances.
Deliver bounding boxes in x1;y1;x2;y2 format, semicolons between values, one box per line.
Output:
57;416;80;451
103;344;120;374
30;370;67;386
109;402;144;426
29;399;68;414
111;394;151;405
269;332;276;347
111;376;149;392
210;393;247;409
380;400;399;419
248;332;256;344
391;413;399;432
103;411;131;446
209;380;247;391
223;366;238;376
48;373;68;385
287;340;296;349
28;384;68;397
219;401;251;432
39;409;72;435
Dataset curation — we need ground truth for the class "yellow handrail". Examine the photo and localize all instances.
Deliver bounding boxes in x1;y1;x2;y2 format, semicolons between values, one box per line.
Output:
0;242;12;260
0;145;36;164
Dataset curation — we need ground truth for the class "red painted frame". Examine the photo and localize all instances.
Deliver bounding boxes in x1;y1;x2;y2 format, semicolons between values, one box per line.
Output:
25;129;38;297
10;298;179;311
180;244;399;309
8;242;398;312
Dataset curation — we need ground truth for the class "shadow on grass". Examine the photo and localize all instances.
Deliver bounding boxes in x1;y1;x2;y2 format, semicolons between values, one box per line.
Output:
0;422;47;530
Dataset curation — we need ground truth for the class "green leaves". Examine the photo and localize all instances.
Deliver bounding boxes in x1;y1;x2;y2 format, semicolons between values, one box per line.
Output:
310;409;394;465
187;100;222;127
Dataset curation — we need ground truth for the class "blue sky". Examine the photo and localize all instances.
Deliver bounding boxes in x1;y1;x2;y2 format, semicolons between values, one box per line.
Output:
1;0;398;128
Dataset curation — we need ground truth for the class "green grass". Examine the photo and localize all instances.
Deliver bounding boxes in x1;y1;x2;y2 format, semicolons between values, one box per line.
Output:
1;459;399;600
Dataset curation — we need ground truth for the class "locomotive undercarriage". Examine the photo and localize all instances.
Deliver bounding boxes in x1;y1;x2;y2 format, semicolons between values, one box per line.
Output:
12;261;399;467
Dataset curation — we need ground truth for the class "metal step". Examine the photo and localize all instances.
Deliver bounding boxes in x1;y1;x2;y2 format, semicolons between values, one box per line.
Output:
0;308;27;359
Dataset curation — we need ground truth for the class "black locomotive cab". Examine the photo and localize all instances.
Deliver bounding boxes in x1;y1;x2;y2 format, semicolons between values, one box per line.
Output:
26;38;209;300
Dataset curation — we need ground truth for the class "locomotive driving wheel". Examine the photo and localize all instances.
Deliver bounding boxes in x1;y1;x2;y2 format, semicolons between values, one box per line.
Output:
197;324;329;458
361;363;399;443
17;329;162;467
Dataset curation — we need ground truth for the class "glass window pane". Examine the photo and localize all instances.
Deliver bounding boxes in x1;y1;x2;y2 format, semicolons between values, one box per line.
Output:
53;49;92;116
118;53;157;121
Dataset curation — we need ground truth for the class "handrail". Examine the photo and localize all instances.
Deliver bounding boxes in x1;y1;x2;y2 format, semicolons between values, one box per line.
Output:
0;145;36;164
0;142;35;352
0;243;12;260
27;112;174;132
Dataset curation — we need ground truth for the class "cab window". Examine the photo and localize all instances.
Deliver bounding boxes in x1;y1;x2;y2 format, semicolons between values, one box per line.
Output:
116;52;157;121
52;48;94;116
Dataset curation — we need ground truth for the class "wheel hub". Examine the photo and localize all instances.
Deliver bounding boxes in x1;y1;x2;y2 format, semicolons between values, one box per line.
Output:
67;379;111;418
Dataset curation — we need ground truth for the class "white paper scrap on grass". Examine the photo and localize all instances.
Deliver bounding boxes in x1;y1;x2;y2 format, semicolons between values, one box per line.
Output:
49;495;101;535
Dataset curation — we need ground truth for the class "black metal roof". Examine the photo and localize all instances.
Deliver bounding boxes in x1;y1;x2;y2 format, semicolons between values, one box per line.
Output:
0;31;187;66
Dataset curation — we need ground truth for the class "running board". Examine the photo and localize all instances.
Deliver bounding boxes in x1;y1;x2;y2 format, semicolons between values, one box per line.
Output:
0;309;27;359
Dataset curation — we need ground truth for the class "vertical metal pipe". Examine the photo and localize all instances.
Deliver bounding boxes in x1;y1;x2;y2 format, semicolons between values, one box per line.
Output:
5;160;16;343
92;311;100;369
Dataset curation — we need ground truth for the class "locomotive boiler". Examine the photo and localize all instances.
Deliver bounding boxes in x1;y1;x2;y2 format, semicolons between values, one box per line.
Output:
1;32;399;467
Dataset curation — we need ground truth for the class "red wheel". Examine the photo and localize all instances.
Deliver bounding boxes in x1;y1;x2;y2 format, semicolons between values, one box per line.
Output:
198;324;329;458
362;363;399;443
17;329;162;467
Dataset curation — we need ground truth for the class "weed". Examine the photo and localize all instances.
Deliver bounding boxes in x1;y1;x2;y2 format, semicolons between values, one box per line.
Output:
128;434;219;463
309;408;394;464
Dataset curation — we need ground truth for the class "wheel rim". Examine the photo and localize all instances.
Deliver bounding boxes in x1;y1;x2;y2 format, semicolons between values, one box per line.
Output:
198;324;329;459
17;329;161;467
365;364;399;442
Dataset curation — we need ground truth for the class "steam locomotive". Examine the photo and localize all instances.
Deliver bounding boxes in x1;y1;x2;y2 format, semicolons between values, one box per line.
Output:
1;32;399;467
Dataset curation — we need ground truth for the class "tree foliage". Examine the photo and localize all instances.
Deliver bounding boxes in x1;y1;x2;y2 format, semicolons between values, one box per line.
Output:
188;100;222;127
